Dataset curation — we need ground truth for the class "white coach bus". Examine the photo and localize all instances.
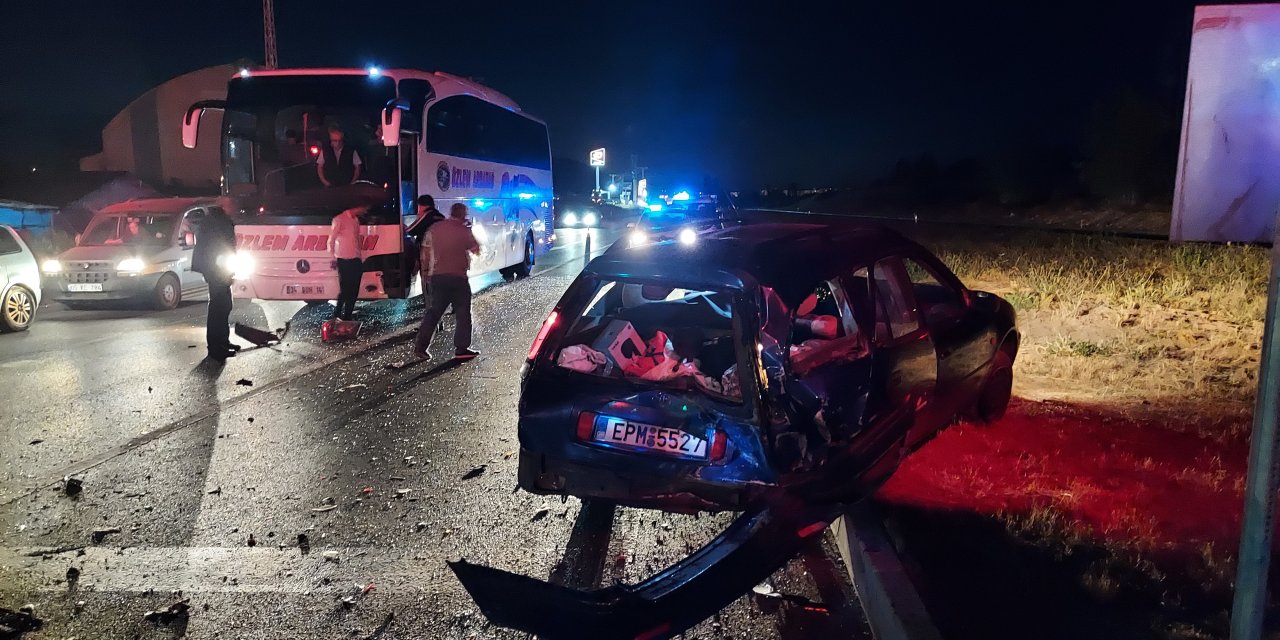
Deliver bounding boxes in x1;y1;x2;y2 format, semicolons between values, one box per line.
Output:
182;67;554;301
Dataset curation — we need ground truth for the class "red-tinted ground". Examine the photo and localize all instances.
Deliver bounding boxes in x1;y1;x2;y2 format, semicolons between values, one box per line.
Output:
881;398;1250;553
875;398;1256;639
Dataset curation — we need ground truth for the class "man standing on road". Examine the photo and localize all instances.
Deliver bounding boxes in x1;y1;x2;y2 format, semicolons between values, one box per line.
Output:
330;207;363;321
317;125;362;187
414;203;481;360
192;207;238;361
405;195;446;285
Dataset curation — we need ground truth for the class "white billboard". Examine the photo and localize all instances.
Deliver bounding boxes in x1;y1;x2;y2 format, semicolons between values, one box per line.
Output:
589;148;606;167
1173;4;1280;242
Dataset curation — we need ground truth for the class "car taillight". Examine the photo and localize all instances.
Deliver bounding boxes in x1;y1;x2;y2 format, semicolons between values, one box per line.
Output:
576;411;597;440
709;431;727;461
527;310;558;361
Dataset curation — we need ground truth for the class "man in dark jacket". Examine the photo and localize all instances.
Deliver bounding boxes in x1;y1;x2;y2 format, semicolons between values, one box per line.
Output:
192;207;238;360
316;125;362;187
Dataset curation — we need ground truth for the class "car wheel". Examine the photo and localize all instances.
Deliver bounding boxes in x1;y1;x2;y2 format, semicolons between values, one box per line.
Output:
152;273;181;311
511;235;534;279
973;351;1013;424
1;285;36;332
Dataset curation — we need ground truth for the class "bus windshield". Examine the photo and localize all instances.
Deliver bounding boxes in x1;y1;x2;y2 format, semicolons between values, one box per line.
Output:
222;74;400;218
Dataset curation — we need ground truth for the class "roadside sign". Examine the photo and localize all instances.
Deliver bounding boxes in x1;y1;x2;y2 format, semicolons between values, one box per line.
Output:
589;148;606;167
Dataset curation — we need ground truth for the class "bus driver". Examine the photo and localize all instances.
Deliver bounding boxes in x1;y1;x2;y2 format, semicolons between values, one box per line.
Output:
316;124;362;187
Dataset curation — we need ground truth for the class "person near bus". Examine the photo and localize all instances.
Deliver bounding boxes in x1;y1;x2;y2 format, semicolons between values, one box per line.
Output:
191;207;238;360
316;125;362;187
414;203;481;360
406;194;446;285
330;207;363;321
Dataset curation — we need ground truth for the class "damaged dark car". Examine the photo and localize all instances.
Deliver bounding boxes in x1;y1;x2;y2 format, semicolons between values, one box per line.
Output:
517;221;1020;513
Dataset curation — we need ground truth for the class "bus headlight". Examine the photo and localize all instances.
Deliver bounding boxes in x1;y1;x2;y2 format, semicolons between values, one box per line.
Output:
41;259;62;274
220;252;255;281
582;212;598;226
116;258;146;273
563;212;578;226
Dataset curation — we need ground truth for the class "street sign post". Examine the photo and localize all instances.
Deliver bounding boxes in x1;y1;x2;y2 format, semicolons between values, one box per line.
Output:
590;148;606;193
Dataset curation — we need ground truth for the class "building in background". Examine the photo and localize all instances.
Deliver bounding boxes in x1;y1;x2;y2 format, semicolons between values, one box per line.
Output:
79;64;234;193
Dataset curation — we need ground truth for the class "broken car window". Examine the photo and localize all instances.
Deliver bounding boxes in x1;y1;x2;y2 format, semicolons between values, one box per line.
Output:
555;278;743;402
871;259;921;340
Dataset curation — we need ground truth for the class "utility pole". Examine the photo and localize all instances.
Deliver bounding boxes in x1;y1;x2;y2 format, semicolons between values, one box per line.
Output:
1231;214;1280;640
263;0;278;69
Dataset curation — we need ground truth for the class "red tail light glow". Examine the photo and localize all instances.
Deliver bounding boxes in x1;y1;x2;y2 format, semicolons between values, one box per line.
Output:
576;411;597;440
709;431;727;461
309;145;320;156
527;310;558;361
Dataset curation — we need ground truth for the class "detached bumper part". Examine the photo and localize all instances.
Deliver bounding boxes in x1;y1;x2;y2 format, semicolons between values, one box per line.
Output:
448;494;837;640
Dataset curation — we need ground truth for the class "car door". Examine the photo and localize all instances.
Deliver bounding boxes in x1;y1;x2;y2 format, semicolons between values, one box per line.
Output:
862;258;946;450
902;254;995;410
0;227;15;294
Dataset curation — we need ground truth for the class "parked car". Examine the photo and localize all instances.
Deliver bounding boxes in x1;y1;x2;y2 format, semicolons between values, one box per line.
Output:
0;224;41;332
625;196;727;247
517;221;1018;513
42;198;218;310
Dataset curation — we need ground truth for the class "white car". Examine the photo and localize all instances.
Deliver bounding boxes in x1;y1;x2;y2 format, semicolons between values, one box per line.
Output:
0;224;41;332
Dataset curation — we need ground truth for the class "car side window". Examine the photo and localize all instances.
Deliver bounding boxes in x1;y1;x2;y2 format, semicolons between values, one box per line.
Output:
871;258;920;341
0;228;21;255
790;280;868;376
903;257;965;328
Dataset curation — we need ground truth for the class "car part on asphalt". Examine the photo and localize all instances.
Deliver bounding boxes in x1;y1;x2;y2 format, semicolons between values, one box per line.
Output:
450;492;839;640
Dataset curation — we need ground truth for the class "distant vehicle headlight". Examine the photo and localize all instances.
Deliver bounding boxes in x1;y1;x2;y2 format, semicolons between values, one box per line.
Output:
41;259;62;274
678;228;697;246
628;231;649;247
563;212;578;226
582;212;598;226
116;258;146;273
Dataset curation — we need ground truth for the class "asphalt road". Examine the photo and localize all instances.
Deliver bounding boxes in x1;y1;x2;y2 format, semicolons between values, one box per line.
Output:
0;224;868;639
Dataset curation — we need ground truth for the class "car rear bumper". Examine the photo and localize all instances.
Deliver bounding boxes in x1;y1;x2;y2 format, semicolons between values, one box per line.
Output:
517;447;768;513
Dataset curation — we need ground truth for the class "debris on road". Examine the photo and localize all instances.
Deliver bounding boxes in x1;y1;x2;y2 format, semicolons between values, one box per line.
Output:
531;508;550;522
394;489;411;498
65;566;80;584
323;550;340;563
91;527;121;543
341;596;357;609
416;522;428;532
235;322;282;346
247;534;256;547
235;378;253;387
143;599;190;625
340;383;367;392
28;439;42;445
462;465;487;480
297;534;311;553
311;504;337;513
0;605;43;634
63;476;83;497
363;612;395;640
207;486;222;495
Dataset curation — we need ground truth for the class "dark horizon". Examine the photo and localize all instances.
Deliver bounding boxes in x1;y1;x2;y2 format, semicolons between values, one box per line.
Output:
2;0;1199;194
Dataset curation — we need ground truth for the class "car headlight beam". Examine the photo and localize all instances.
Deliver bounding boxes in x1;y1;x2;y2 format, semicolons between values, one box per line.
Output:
116;258;145;273
582;212;598;226
41;259;62;274
678;228;698;246
628;230;649;247
563;212;578;226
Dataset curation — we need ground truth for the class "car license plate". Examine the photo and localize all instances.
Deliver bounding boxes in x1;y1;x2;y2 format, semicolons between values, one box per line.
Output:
591;416;710;459
284;284;324;296
68;283;103;292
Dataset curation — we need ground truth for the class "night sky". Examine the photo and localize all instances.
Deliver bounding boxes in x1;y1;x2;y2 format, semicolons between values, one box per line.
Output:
1;0;1198;190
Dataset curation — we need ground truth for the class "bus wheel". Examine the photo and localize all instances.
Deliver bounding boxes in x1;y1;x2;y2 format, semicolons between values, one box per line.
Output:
511;236;534;279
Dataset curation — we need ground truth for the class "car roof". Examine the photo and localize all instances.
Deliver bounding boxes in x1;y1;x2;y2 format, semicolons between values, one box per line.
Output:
591;220;921;306
98;197;218;215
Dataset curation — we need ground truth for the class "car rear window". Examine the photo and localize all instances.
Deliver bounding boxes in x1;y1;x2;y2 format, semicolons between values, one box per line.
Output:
554;278;744;403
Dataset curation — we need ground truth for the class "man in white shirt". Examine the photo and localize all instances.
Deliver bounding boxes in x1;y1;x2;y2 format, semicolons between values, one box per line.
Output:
317;125;362;187
329;207;363;320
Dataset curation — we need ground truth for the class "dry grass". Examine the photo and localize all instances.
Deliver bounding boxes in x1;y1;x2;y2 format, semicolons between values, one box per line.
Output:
913;230;1267;408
